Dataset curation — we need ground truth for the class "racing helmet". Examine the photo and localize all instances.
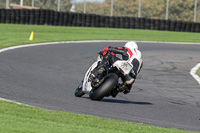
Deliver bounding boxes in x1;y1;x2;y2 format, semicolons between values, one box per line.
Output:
124;41;138;51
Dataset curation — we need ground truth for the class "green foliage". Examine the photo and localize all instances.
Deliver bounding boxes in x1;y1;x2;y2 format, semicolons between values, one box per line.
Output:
75;0;200;22
0;100;198;133
1;24;200;49
1;0;200;22
197;68;200;76
0;0;72;12
0;0;6;8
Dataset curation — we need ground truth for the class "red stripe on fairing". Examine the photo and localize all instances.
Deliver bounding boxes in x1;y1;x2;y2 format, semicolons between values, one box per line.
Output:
138;61;143;73
111;52;115;55
134;49;137;54
126;48;133;61
119;67;124;73
103;46;115;55
103;46;109;55
118;47;123;49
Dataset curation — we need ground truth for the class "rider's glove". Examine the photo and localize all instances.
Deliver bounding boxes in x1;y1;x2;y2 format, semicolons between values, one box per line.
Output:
117;84;131;94
117;84;127;92
123;84;132;94
123;88;130;94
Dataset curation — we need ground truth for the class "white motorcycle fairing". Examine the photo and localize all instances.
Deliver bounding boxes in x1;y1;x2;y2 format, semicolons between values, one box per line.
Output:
82;55;102;94
82;55;134;94
112;60;133;75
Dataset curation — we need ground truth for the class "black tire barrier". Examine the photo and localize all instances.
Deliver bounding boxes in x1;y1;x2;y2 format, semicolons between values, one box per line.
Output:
175;21;182;32
10;9;16;24
49;10;55;25
39;9;45;25
140;18;145;29
124;17;130;29
58;12;64;26
15;10;21;24
185;22;192;32
195;23;200;32
34;9;40;25
135;18;140;29
1;9;200;33
160;19;166;30
130;17;136;29
165;20;170;31
29;9;35;25
181;22;187;32
105;16;110;28
0;9;6;23
53;11;59;26
0;9;1;23
155;19;161;30
100;16;105;28
115;17;120;28
109;17;115;28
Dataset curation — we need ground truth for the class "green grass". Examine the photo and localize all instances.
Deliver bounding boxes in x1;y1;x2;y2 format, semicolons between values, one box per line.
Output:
0;100;198;133
1;24;200;48
197;68;200;76
0;23;200;133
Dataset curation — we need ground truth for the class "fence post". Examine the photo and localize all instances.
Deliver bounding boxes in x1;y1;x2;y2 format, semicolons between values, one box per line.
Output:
111;0;114;16
138;0;141;17
166;0;169;20
32;0;34;8
20;0;23;6
194;0;197;22
6;0;9;9
57;0;61;11
84;0;86;14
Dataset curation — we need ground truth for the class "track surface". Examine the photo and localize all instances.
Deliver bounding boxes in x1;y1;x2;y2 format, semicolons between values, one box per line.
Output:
0;42;200;132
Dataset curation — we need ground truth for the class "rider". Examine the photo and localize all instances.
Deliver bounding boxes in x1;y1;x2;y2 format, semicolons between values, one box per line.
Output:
91;41;143;96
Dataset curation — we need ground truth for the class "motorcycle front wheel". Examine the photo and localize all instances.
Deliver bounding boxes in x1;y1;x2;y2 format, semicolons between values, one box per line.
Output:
75;84;85;97
89;73;118;101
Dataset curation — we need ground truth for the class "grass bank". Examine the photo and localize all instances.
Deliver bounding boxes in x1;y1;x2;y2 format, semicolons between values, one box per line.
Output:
0;24;200;133
1;24;200;48
0;100;198;133
197;68;200;76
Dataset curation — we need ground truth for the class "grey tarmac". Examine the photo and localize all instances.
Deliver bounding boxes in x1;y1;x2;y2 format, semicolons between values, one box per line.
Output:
0;42;200;132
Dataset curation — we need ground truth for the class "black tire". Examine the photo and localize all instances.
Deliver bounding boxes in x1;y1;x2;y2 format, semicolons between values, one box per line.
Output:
75;85;85;97
89;73;118;101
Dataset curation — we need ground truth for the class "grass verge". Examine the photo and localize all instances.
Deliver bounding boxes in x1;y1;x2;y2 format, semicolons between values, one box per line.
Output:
0;24;200;133
0;100;198;133
1;24;200;48
197;68;200;77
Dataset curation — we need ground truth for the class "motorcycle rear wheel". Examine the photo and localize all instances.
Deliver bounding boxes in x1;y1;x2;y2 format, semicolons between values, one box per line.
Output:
89;73;118;101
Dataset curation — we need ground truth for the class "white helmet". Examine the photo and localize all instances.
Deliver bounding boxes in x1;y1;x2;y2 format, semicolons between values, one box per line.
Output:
124;41;138;51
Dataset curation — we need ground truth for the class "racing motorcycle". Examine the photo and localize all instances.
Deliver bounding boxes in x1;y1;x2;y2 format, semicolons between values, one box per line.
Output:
75;53;134;101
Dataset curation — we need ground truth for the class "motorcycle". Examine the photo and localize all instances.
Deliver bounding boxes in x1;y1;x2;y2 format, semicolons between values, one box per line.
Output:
75;52;134;101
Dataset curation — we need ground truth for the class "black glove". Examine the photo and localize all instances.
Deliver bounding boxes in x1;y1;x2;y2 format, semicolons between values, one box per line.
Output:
117;84;128;92
123;88;130;94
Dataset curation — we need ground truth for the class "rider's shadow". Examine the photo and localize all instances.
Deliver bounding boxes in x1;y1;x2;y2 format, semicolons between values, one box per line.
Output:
101;98;153;105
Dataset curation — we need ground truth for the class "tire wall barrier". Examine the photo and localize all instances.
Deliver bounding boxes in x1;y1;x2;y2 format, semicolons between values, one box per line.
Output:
1;9;200;33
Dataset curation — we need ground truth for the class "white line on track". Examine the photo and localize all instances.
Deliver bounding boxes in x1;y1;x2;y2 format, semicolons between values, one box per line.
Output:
190;63;200;85
0;40;200;104
0;97;23;105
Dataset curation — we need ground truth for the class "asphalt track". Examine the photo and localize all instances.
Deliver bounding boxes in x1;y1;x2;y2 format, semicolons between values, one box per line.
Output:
0;41;200;132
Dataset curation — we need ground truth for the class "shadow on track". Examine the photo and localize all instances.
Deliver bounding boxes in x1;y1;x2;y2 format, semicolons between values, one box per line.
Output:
101;98;153;105
78;97;153;105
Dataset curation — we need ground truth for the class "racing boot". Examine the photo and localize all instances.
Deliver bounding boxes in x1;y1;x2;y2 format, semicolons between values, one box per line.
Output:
90;64;107;81
90;52;111;80
110;89;119;97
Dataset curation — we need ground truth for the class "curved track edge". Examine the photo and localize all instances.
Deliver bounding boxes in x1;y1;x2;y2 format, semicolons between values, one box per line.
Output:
190;63;200;85
0;40;199;104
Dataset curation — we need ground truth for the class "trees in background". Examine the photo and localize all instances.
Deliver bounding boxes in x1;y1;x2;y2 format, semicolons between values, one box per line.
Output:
76;0;200;22
0;0;199;22
0;0;72;11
